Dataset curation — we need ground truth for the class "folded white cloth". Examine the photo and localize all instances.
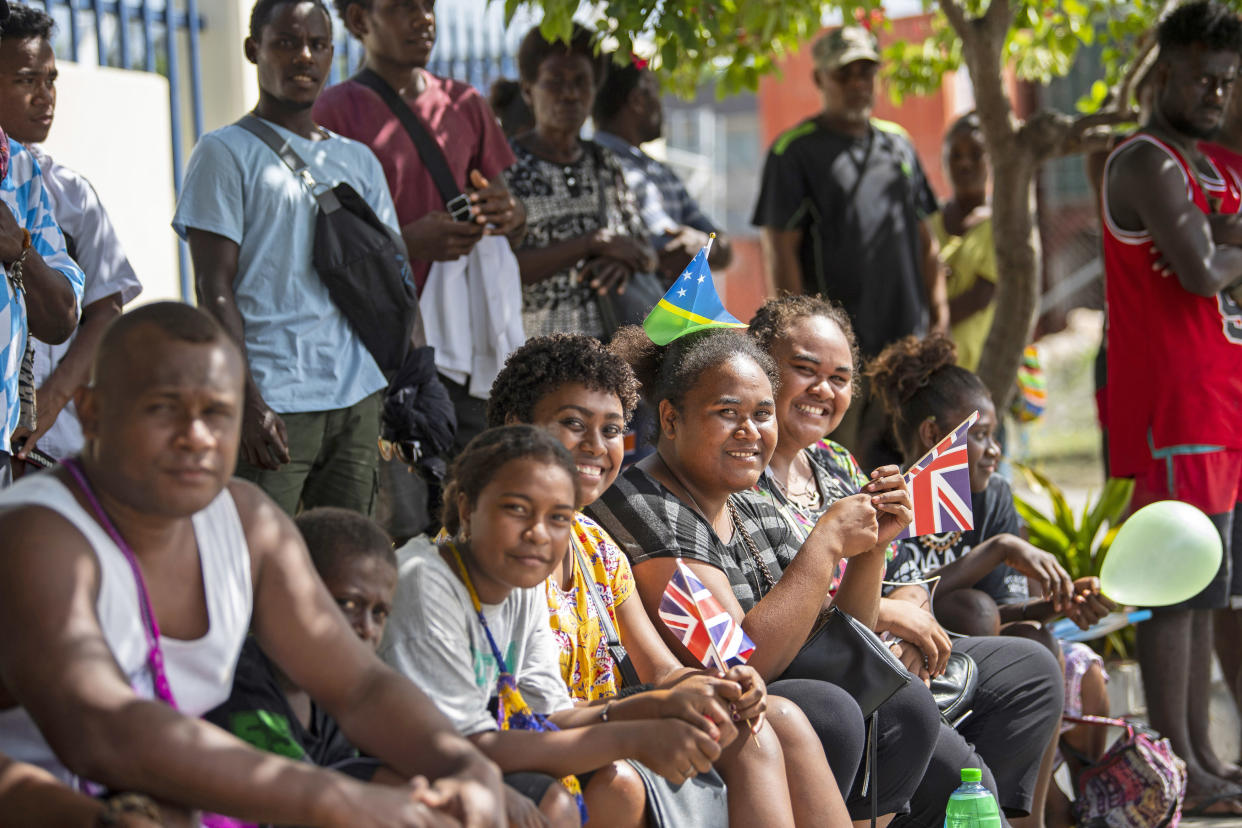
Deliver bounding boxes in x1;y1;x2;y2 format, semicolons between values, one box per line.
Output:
421;235;525;399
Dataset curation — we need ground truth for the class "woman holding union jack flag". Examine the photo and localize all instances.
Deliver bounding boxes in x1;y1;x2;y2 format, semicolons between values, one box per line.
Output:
736;297;1070;828
586;325;956;825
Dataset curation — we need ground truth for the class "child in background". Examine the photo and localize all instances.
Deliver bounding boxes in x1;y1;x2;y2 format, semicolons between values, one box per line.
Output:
206;507;398;769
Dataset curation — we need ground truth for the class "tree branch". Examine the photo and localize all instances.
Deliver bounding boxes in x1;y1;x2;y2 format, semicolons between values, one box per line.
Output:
939;0;972;48
982;0;1012;42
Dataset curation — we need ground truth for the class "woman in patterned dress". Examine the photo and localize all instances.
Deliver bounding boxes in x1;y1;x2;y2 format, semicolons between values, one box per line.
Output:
487;333;850;828
508;25;656;340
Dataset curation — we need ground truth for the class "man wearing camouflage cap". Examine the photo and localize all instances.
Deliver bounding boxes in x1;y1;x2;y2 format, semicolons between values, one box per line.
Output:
751;25;948;468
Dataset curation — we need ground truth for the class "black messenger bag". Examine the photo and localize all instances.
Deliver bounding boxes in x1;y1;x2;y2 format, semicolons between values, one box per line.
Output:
236;114;418;375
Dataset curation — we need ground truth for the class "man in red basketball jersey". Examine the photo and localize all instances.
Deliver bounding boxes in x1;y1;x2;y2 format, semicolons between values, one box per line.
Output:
1104;0;1242;812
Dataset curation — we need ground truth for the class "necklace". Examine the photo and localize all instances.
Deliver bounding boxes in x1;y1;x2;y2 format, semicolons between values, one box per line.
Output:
656;454;778;592
771;453;822;509
770;456;819;508
917;531;962;554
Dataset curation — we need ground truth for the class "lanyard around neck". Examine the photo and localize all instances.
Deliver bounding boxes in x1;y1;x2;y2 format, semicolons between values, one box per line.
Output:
61;458;180;710
448;542;513;673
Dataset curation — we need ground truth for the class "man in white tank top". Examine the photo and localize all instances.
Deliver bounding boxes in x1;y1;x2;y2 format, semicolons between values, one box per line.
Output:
0;300;505;827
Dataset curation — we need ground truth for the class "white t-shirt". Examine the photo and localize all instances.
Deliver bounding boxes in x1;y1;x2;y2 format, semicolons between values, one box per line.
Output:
27;145;142;460
381;542;573;735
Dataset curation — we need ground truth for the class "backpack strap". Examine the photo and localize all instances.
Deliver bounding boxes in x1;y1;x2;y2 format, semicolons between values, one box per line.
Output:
351;69;472;221
234;114;341;213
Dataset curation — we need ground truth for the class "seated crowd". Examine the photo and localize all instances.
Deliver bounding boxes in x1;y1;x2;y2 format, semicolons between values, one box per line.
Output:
0;0;1173;825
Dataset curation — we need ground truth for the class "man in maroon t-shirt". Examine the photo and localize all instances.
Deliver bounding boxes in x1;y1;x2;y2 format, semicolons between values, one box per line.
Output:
315;1;524;296
315;0;526;538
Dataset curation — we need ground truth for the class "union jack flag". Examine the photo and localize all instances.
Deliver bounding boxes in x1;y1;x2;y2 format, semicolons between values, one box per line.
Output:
896;411;979;540
659;559;755;671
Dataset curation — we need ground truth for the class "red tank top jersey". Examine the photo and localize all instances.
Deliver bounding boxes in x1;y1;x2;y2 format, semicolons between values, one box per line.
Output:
1103;133;1242;476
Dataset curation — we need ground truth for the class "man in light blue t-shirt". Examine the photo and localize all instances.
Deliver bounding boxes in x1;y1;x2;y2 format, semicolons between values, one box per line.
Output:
173;0;400;516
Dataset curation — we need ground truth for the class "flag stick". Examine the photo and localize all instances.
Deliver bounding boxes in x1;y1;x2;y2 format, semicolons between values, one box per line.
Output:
703;232;716;260
687;559;760;747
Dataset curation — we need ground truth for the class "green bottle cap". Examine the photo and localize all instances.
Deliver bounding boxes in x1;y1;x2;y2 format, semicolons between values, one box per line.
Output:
961;768;983;783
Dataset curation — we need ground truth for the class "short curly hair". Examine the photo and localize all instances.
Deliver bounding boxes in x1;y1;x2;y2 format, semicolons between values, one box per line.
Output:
1158;0;1242;55
1;4;55;41
610;326;779;415
331;0;365;23
295;506;396;578
487;334;641;429
867;333;990;458
516;22;605;86
440;425;578;536
747;294;860;390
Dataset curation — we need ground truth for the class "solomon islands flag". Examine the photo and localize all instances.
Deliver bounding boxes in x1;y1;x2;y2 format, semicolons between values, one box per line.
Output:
896;410;979;539
642;235;746;345
659;558;756;671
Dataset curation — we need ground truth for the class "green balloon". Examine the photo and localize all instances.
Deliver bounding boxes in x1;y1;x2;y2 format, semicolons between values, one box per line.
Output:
1100;500;1223;607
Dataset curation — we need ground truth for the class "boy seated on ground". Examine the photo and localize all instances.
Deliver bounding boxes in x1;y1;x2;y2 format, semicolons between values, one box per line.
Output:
207;507;398;770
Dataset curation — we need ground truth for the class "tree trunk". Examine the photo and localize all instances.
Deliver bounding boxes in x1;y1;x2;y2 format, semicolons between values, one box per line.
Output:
977;146;1040;410
943;0;1041;411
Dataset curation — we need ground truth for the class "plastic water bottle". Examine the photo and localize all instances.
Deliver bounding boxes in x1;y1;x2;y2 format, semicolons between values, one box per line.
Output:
944;768;1002;828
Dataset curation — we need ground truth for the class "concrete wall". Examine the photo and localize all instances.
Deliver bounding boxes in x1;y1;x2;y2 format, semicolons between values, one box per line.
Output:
198;0;258;135
41;61;180;304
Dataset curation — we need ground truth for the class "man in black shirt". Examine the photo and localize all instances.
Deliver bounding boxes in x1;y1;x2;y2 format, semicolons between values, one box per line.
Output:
752;25;948;466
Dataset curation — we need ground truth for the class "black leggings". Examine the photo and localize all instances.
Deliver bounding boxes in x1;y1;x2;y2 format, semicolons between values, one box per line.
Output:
772;633;1062;825
895;635;1064;828
769;676;940;820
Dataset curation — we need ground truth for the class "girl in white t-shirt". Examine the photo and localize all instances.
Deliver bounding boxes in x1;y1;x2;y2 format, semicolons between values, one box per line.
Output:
382;426;737;828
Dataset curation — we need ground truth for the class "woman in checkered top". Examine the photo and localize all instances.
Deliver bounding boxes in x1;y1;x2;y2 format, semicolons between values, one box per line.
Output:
585;326;946;824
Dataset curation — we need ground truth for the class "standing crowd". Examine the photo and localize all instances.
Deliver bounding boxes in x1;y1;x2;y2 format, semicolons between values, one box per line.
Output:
0;0;1238;826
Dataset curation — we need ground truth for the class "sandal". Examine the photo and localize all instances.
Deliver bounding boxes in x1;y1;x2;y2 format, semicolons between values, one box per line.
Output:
1183;792;1242;817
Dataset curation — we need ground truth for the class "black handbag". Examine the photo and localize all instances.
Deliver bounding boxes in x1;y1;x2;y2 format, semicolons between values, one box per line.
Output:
931;650;979;728
586;142;665;338
236;115;417;375
572;536;641;688
780;606;911;717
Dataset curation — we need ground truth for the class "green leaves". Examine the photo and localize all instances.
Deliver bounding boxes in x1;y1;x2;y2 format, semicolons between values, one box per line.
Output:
1012;461;1135;657
492;0;1168;102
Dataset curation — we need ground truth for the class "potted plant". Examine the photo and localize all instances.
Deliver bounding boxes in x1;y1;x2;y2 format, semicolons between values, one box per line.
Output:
1012;462;1134;657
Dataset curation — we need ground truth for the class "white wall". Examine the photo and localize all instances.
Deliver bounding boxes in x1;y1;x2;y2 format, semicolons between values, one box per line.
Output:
41;61;180;304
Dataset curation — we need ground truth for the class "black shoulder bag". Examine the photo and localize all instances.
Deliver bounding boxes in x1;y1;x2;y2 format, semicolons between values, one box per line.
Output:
571;536;642;689
235;114;417;375
351;68;474;221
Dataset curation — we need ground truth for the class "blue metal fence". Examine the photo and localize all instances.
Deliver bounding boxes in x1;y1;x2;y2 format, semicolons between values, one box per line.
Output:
38;0;206;299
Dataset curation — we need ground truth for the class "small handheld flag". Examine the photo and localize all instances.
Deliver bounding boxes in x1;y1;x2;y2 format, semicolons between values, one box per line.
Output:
642;235;746;345
896;411;979;540
659;559;756;671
